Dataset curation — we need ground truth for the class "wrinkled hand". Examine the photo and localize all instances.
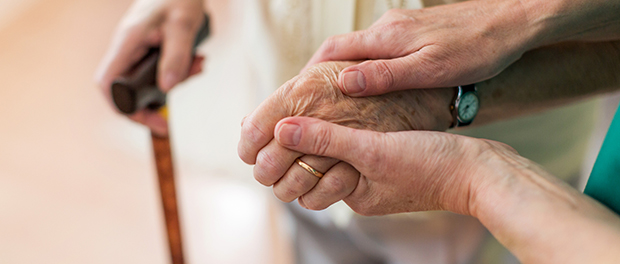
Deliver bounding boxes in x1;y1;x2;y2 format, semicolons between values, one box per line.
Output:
304;0;535;96
95;0;206;135
238;61;453;209
272;116;506;215
274;117;620;264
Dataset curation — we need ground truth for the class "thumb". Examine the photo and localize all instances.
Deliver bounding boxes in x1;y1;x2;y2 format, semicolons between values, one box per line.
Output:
338;53;438;97
274;117;381;166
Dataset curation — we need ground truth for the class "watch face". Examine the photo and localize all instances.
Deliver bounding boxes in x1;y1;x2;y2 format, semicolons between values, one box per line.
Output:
458;92;480;123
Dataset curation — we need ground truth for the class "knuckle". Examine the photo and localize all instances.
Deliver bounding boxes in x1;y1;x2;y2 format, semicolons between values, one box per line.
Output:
323;176;348;196
385;19;407;30
310;125;333;156
238;118;270;164
318;36;340;59
275;171;312;203
290;170;312;192
372;60;395;93
241;118;269;146
254;152;281;185
411;52;444;87
276;75;309;103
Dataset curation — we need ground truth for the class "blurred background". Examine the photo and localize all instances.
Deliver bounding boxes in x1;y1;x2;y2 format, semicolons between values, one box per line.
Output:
1;0;619;264
0;0;292;263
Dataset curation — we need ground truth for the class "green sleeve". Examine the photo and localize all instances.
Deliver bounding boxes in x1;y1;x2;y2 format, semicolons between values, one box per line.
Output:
584;104;620;215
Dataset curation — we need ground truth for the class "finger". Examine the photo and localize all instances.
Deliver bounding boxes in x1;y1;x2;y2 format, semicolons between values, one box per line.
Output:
254;139;303;186
302;26;408;72
274;116;381;167
302;31;379;72
187;55;205;77
298;161;359;210
95;25;157;95
337;49;444;96
238;95;289;165
158;11;203;91
272;155;339;203
128;109;169;136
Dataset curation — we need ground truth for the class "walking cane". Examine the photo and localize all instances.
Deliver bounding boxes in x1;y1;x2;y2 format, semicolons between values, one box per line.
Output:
109;15;210;264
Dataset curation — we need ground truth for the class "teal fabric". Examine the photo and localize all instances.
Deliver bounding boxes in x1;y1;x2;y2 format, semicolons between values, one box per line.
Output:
585;104;620;215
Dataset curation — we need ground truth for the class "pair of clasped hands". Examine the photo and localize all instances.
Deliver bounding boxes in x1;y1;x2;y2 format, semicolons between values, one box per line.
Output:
97;0;620;262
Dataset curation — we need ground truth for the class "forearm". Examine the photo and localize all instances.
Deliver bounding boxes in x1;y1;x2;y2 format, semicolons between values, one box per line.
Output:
518;0;620;45
470;149;620;263
474;40;620;126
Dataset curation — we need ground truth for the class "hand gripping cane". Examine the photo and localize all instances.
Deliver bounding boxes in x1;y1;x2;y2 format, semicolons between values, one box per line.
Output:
110;15;210;264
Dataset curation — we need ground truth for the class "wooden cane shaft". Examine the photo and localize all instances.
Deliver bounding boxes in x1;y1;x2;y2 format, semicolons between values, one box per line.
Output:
151;132;184;264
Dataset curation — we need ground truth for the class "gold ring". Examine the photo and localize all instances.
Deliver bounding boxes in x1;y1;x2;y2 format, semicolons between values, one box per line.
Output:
295;158;324;179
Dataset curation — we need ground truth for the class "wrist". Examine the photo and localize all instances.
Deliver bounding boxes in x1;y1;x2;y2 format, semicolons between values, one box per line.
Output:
435;136;504;216
475;0;546;56
391;87;454;131
444;137;538;220
464;141;620;263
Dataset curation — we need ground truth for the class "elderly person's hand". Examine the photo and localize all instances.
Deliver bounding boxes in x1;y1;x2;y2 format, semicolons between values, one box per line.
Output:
273;116;620;263
305;0;620;97
95;0;206;135
238;61;454;209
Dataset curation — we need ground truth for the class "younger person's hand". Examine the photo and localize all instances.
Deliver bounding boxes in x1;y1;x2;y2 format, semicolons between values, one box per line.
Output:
304;0;535;97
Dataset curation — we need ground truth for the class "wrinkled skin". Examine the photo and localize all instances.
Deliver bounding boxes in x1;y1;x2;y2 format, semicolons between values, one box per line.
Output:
275;62;453;132
273;116;620;264
273;116;499;216
238;61;454;208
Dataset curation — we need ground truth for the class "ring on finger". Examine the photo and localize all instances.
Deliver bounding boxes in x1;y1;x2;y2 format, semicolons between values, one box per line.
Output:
295;158;325;179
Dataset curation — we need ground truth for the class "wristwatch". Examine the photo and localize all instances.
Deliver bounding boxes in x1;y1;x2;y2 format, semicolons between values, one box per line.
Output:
449;84;480;128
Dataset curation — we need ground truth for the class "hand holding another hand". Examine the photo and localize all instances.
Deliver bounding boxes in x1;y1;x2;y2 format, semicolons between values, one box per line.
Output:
304;0;536;96
238;61;454;209
273;116;496;215
273;114;620;264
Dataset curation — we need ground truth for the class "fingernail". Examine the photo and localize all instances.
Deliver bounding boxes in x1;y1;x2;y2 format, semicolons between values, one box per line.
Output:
341;70;366;94
277;123;301;146
161;72;178;91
